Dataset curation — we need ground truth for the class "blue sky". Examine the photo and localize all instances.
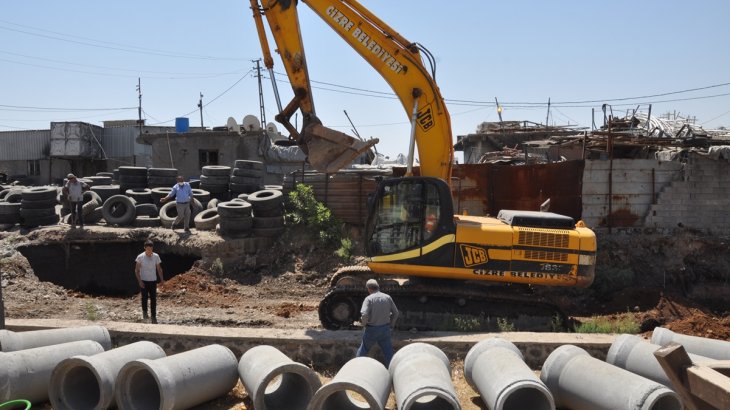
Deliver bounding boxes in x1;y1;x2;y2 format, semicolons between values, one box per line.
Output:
1;1;729;160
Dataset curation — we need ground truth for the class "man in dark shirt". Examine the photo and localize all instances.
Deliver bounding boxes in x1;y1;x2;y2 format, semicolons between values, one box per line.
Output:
356;279;399;367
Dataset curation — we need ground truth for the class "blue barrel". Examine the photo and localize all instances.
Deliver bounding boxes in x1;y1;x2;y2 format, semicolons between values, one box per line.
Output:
175;117;189;133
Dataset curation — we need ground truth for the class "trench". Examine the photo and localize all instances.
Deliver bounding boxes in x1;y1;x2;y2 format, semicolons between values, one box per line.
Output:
17;241;200;296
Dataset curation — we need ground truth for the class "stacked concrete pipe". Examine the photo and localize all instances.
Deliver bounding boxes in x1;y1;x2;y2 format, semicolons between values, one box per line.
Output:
308;356;390;410
0;340;105;404
115;344;238;410
49;341;166;410
388;343;460;410
651;327;730;360
464;338;554;410
238;345;321;410
541;344;682;410
0;325;111;352
607;334;711;388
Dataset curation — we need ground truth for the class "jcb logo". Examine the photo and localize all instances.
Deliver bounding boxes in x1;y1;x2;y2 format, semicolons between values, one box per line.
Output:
460;245;488;267
417;105;435;132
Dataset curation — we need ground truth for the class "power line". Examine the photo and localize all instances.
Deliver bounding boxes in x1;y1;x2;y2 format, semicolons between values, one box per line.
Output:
0;104;136;112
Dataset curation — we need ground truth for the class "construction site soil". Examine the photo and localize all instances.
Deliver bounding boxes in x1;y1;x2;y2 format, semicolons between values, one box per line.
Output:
1;224;729;409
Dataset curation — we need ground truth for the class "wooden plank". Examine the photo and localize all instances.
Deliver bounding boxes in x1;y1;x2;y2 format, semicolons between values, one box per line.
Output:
687;366;730;408
709;361;730;378
654;343;714;410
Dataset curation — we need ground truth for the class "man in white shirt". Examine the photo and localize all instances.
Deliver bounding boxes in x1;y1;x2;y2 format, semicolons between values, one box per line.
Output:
62;173;89;228
134;240;165;323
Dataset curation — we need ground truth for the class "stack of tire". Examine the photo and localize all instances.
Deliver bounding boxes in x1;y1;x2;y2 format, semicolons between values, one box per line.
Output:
101;195;137;226
0;187;23;230
192;189;211;208
159;199;203;229
90;184;121;204
118;166;148;193
200;165;231;200
84;175;112;187
133;202;161;227
125;188;153;204
19;187;60;228
247;189;286;237
216;201;252;238
150;187;172;209
230;160;264;196
147;168;178;188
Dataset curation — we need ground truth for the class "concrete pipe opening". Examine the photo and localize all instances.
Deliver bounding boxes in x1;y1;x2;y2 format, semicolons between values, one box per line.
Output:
500;386;553;410
262;373;315;409
56;364;100;409
646;390;682;410
404;392;459;410
117;366;161;410
318;389;374;410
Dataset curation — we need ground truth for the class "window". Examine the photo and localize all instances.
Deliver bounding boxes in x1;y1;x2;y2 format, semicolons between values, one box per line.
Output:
27;160;41;176
199;150;218;168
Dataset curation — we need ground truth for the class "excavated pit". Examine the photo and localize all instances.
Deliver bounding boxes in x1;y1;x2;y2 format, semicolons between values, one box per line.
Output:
17;241;200;296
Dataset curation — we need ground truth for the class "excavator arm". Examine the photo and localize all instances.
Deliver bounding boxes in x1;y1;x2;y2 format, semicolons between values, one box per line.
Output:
250;0;453;180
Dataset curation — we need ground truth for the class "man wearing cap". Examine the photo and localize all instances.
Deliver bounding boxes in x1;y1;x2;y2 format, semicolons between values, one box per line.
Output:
356;278;399;367
160;176;193;233
62;173;89;228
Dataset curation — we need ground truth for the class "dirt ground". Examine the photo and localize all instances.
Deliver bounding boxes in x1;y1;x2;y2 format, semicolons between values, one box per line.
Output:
1;225;729;409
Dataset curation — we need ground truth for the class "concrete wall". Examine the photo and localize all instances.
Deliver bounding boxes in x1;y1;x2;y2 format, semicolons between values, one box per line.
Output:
0;159;71;185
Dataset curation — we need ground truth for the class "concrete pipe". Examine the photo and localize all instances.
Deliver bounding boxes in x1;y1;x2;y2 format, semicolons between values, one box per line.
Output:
651;326;730;360
49;341;166;410
238;345;321;410
0;325;111;352
541;344;682;410
389;343;460;410
0;340;105;404
308;357;390;410
464;338;554;410
115;344;238;410
607;334;711;388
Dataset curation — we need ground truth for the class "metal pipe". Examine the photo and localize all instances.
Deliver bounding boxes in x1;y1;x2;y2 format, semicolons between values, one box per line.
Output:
115;344;239;410
0;340;105;404
238;345;321;410
540;344;682;410
49;341;166;410
607;334;709;388
308;356;390;410
388;343;459;410
464;338;554;410
0;325;111;352
651;327;730;360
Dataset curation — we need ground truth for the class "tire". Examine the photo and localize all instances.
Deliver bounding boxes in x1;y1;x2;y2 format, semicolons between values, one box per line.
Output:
217;201;252;218
201;165;231;176
234;160;264;170
85;176;112;185
20;198;57;209
253;226;286;237
229;182;261;194
0;202;21;215
91;185;121;203
118;166;148;176
219;216;253;231
253;216;285;229
191;189;210;204
125;188;153;204
21;186;58;201
4;191;24;204
246;189;283;211
150;187;173;206
237;193;249;201
147;168;178;177
263;185;284;191
147;177;177;187
85;207;104;224
135;203;158;217
232;168;263;178
20;208;57;219
133;216;161;227
22;213;60;228
119;175;147;184
82;191;102;216
83;190;103;205
230;176;262;185
96;172;114;178
102;195;137;225
158;199;203;228
199;183;229;194
200;175;230;185
207;198;219;210
253;204;284;217
0;214;20;224
193;209;219;230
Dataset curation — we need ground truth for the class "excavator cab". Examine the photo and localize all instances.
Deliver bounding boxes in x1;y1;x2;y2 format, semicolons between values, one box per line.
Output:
365;177;455;257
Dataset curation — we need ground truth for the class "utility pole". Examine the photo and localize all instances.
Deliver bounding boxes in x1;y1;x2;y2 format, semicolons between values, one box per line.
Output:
253;59;267;129
494;97;503;122
198;92;204;130
545;97;551;128
136;78;142;166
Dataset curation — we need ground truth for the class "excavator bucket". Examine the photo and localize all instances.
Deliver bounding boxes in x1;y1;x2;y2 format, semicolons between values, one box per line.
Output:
303;124;379;173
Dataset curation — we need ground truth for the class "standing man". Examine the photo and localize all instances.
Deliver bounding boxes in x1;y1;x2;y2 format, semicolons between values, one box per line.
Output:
135;240;164;323
160;176;193;233
356;279;399;367
62;173;89;228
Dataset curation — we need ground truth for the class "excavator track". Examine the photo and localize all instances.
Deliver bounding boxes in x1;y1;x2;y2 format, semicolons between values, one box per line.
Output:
318;266;569;332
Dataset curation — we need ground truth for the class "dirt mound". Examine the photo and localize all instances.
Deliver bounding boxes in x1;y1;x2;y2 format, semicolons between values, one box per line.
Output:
638;294;730;340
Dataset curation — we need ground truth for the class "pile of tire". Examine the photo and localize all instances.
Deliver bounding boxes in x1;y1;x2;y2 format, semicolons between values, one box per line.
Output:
117;166;148;192
19;187;60;228
216;201;252;238
150;187;172;209
247;189;286;237
192;188;211;208
133;203;161;227
158;199;203;229
200;165;231;200
101;195;137;226
147;168;178;188
125;188;153;204
0;187;23;230
90;184;121;204
230;160;264;196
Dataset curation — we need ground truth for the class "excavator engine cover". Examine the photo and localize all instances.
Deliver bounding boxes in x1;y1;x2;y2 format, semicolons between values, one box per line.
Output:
302;124;378;173
497;209;576;229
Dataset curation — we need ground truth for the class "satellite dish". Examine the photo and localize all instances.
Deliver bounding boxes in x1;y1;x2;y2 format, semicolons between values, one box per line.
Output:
266;122;279;134
242;115;261;132
226;117;239;133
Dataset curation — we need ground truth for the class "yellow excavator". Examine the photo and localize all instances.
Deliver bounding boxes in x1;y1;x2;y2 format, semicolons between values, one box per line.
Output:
250;0;597;331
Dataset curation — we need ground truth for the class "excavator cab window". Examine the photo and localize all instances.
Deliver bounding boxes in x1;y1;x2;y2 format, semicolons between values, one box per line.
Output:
366;178;449;256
